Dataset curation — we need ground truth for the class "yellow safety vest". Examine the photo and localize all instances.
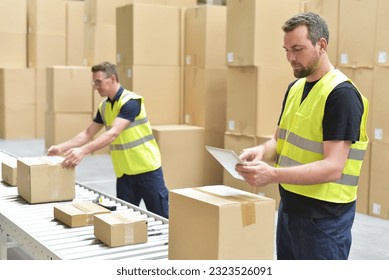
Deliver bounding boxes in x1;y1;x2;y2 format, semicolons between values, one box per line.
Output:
99;89;161;177
276;69;369;203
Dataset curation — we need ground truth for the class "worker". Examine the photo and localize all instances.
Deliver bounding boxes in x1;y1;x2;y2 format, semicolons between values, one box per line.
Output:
235;12;369;259
47;61;169;219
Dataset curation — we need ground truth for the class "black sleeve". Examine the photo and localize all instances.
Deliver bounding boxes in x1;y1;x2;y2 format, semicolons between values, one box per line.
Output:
323;81;363;142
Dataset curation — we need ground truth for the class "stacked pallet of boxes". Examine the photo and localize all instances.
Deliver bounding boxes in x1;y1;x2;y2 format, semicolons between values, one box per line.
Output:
222;0;302;208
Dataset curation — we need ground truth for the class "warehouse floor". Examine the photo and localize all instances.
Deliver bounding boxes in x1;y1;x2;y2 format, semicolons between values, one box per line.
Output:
1;138;389;260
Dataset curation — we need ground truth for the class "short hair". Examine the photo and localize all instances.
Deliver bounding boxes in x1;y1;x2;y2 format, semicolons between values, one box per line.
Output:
282;12;329;46
91;61;119;82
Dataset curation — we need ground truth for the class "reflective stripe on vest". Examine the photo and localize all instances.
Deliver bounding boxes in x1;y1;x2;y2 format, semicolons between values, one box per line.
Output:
276;69;369;203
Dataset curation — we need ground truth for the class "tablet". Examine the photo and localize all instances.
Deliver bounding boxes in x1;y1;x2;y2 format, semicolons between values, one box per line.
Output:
205;146;245;180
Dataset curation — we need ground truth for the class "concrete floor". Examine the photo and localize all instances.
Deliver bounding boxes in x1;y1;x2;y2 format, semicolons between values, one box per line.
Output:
1;138;389;260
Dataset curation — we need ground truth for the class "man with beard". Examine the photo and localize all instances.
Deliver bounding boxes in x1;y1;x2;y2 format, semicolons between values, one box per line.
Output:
235;12;369;260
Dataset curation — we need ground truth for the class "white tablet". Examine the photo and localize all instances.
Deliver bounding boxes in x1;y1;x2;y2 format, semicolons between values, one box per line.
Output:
205;146;245;180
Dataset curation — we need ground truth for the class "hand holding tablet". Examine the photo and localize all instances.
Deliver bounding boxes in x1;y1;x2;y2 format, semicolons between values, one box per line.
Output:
205;146;245;180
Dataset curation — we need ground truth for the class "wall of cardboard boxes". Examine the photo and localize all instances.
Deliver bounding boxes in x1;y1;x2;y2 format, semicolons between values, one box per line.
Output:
0;0;389;219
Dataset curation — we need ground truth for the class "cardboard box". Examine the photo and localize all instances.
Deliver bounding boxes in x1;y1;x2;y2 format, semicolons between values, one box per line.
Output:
54;201;110;227
116;3;181;66
226;66;293;137
46;66;93;113
338;0;377;66
94;211;148;247
184;5;226;68
17;156;75;204
28;0;66;35
1;158;17;186
169;185;275;260
45;112;92;149
371;67;389;143
369;141;389;219
226;0;300;67
66;1;85;66
118;65;181;125
375;0;389;66
152;125;205;189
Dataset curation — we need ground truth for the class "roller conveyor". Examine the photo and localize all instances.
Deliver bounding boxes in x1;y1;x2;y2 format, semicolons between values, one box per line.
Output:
0;151;169;260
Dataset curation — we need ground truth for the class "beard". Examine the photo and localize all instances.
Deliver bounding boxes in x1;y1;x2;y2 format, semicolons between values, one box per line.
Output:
291;55;320;78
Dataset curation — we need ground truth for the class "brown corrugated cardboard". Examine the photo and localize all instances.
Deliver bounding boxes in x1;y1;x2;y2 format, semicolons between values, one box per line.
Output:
17;156;75;204
226;66;292;137
152;125;205;189
226;0;300;67
116;3;181;66
0;0;27;34
371;67;389;143
374;0;389;66
0;33;27;68
94;211;148;247
1;158;17;186
118;65;181;125
337;0;377;66
27;0;66;35
46;66;93;113
66;1;85;66
184;5;226;68
369;141;389;219
45;112;92;149
54;201;110;227
169;185;275;260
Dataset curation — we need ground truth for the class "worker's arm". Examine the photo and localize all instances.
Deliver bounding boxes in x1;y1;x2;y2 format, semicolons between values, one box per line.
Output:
236;139;351;188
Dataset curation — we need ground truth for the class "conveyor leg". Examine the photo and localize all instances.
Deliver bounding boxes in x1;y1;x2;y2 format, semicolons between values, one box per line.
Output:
0;228;7;260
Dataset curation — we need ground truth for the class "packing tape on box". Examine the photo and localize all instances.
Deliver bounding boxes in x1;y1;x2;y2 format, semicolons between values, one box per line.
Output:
112;213;146;244
73;203;96;225
194;188;261;227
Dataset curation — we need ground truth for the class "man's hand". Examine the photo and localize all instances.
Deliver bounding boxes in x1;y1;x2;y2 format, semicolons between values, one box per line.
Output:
61;147;86;168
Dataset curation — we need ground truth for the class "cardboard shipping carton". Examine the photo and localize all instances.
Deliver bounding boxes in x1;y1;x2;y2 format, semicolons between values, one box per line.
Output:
94;211;148;247
1;158;17;186
169;185;275;260
17;156;75;204
54;201;110;227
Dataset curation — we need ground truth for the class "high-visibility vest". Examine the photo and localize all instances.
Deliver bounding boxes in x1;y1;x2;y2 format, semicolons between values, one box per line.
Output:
276;69;369;203
99;89;161;177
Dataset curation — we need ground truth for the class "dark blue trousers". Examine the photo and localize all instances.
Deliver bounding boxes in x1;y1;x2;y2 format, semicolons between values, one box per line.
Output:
116;167;169;219
276;201;356;260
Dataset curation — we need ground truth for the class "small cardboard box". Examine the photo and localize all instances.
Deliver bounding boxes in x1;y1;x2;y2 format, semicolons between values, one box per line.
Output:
17;156;75;204
1;158;17;186
94;211;148;247
169;185;275;260
54;201;110;227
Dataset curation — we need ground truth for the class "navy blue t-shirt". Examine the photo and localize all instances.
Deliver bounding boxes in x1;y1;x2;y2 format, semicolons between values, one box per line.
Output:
277;78;364;218
93;87;141;124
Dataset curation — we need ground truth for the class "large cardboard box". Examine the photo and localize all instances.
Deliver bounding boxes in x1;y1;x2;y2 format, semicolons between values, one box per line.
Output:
337;0;378;66
304;0;340;66
17;156;75;204
94;211;148;247
0;33;27;68
184;67;227;132
152;125;205;189
369;141;389;219
374;0;389;66
0;0;27;34
118;65;181;125
46;66;93;113
223;133;281;209
169;185;275;260
1;158;17;186
226;0;300;67
66;1;85;66
116;3;181;66
226;66;292;137
371;67;389;143
45;112;92;149
28;0;66;35
54;201;110;227
184;5;226;68
27;33;66;68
